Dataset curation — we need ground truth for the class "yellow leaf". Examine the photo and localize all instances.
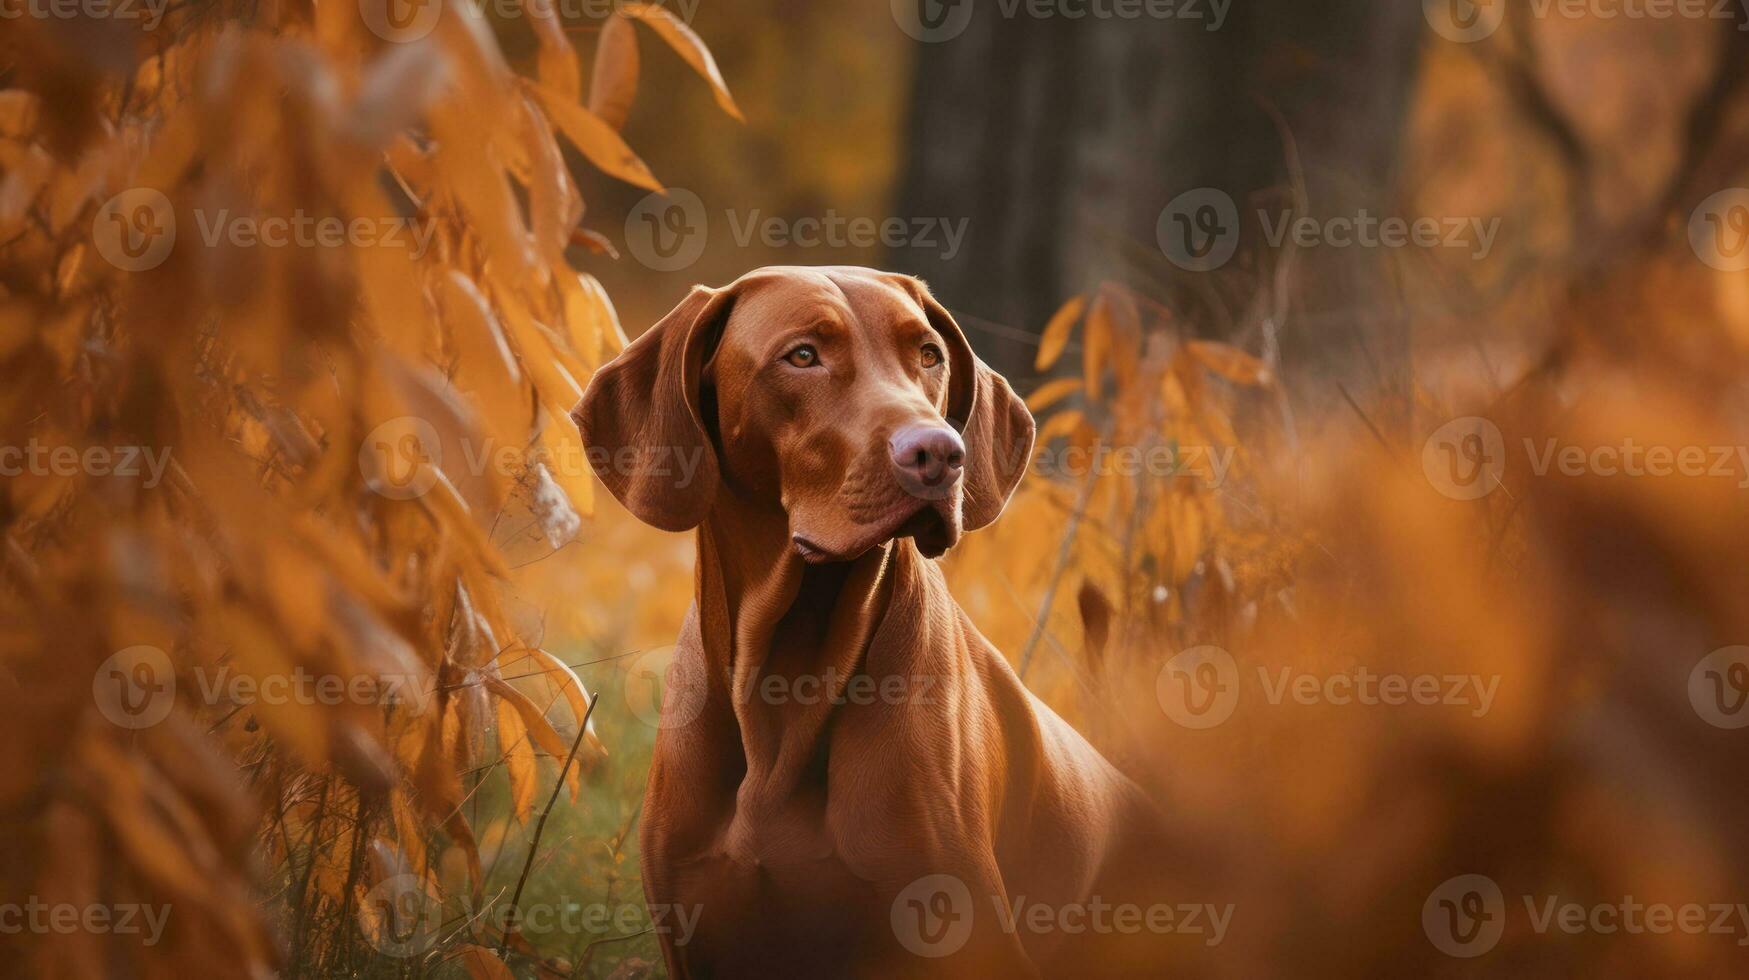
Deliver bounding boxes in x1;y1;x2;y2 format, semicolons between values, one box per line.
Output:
486;670;568;761
490;666;582;802
580;272;631;356
1159;368;1191;418
1026;377;1082;413
620;2;745;122
519;93;582;265
1034;295;1085;371
496;697;538;823
526;80;662;192
589;15;640;131
1036;408;1084;446
537;405;594;518
523;0;581;101
531;648;606;770
497;284;586;418
437;270;527;446
1083;293;1111;402
1166;491;1205;585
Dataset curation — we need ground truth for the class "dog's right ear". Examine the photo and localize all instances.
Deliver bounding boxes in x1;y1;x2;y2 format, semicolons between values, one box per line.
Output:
572;285;734;531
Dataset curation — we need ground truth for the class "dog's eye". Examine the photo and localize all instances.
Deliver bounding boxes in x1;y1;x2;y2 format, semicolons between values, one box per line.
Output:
921;343;943;368
783;345;819;368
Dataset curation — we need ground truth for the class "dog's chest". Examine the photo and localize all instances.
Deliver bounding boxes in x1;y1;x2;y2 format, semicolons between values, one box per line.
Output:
663;795;890;972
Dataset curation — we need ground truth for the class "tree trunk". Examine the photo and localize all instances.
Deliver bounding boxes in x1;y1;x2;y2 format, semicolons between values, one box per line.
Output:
891;1;1427;430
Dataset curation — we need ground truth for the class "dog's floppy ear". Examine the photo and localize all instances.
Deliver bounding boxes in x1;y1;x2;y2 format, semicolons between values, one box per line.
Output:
911;281;1036;531
572;285;734;531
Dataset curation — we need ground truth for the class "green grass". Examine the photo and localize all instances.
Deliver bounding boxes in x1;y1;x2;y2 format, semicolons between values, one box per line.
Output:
481;652;665;978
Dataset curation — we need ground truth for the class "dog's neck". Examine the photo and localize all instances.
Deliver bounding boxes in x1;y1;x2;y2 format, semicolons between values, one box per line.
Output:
694;490;907;812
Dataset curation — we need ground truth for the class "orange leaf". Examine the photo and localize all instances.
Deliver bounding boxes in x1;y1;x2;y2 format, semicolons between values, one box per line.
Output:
620;2;745;122
496;697;538;823
589;15;640;131
1083;294;1111;402
526;80;662;192
1034;295;1084;371
1026;377;1083;413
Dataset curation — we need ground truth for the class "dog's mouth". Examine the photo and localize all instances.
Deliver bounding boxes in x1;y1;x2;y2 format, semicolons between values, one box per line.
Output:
792;503;956;565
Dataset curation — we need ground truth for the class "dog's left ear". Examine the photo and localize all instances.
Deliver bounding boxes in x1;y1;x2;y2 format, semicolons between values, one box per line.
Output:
908;280;1036;531
571;285;734;531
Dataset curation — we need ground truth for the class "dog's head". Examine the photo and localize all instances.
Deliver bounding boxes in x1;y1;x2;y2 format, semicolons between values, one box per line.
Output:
573;266;1034;561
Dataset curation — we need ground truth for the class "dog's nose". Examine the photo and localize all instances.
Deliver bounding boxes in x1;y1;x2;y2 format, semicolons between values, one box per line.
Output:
889;424;965;490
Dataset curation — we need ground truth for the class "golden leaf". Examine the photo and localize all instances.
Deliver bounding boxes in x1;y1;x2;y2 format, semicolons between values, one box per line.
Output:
1026;377;1083;413
1083;293;1111;402
589;15;641;132
496;696;538;823
1034;294;1085;371
527;80;663;192
620;2;746;122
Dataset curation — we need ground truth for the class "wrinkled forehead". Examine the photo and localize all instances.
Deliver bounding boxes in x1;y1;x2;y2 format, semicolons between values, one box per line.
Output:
720;268;929;346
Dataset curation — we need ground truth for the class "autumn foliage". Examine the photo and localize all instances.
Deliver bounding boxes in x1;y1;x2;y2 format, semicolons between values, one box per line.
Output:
4;4;1749;980
0;2;737;976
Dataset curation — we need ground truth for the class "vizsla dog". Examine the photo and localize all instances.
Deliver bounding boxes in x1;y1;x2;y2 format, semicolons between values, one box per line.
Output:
574;267;1177;977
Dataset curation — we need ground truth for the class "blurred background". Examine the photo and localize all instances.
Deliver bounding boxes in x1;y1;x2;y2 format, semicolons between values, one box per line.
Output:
5;0;1749;976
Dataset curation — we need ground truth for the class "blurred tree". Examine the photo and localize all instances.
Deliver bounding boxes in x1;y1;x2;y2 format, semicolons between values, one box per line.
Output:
891;2;1426;426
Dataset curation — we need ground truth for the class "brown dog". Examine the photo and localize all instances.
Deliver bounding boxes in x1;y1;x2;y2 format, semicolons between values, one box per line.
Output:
575;267;1176;977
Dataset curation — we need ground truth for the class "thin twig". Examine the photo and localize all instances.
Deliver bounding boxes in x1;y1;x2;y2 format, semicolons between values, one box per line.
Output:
1336;383;1402;469
576;928;655;975
498;692;600;959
